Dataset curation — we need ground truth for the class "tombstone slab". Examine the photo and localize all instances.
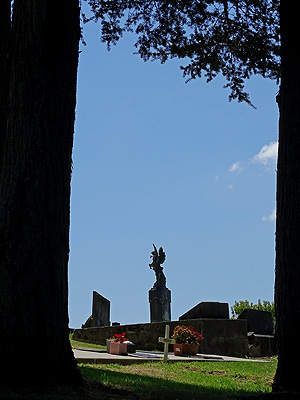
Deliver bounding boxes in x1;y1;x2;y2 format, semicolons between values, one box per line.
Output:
179;302;229;320
92;291;110;327
237;308;273;335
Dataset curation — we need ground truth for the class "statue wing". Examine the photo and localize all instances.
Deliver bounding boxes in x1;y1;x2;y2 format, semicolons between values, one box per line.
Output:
152;244;158;257
149;244;158;268
158;246;166;264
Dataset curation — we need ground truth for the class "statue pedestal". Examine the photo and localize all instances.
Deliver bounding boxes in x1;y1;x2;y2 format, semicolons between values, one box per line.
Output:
149;287;171;322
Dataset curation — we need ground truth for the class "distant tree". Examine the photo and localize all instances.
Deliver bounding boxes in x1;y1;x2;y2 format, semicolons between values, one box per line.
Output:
85;0;300;394
0;0;81;385
231;299;275;325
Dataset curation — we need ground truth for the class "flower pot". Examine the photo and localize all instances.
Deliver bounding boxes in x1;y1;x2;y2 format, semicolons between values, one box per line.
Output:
109;341;128;355
173;343;199;356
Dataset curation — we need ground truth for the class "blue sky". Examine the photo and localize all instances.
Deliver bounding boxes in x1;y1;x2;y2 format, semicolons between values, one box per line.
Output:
69;18;279;328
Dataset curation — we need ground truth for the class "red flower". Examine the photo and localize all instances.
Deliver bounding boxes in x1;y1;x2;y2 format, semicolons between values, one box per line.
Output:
114;332;127;343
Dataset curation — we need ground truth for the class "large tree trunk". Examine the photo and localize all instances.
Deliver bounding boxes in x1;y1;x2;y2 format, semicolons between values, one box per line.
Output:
0;0;81;384
273;2;300;394
0;0;10;174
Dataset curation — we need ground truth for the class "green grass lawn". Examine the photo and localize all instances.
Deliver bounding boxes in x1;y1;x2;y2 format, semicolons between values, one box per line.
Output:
70;334;106;350
70;335;277;399
79;360;277;399
70;338;106;350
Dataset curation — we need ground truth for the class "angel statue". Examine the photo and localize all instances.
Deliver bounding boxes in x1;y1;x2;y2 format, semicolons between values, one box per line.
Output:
149;244;166;288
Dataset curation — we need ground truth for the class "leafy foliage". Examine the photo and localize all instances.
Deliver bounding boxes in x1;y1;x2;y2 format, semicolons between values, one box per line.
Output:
231;299;275;324
83;0;280;106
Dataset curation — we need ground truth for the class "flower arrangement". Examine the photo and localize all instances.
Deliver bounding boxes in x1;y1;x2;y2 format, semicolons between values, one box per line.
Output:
108;332;128;355
172;325;203;344
113;332;127;343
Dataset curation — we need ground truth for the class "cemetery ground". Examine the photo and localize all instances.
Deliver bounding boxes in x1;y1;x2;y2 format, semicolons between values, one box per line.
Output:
70;337;278;400
78;359;277;399
0;338;278;400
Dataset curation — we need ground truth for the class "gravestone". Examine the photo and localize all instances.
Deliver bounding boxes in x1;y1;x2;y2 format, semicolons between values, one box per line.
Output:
237;308;273;335
92;291;110;327
82;291;110;328
148;244;171;322
158;325;175;362
179;302;229;320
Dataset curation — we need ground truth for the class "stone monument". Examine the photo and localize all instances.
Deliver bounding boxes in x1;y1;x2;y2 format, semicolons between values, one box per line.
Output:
92;291;110;327
179;302;229;320
82;291;110;328
148;244;171;322
237;308;274;335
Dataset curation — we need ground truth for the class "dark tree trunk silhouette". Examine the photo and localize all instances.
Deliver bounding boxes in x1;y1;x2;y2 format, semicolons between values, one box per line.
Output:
0;0;81;384
0;0;10;175
273;2;300;394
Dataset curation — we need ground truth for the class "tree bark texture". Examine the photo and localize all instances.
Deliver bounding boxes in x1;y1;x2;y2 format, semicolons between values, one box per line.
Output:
273;3;300;394
0;0;11;175
0;0;81;384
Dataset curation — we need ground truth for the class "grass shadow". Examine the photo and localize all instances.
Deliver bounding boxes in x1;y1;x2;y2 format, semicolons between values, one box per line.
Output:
79;364;270;400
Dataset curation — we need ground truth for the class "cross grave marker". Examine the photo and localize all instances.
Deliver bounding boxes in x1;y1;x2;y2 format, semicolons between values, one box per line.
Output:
158;325;175;362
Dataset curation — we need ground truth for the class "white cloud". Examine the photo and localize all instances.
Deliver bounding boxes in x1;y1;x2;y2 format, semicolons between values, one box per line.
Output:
262;209;276;222
252;141;278;165
229;161;242;173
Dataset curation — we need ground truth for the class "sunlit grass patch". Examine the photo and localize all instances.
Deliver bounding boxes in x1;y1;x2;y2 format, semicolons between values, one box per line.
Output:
79;360;277;399
70;334;106;350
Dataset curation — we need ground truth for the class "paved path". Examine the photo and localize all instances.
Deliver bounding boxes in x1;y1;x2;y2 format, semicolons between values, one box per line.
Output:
73;348;264;365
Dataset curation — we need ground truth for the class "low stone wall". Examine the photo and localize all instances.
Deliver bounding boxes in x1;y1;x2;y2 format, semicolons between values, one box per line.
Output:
72;318;248;357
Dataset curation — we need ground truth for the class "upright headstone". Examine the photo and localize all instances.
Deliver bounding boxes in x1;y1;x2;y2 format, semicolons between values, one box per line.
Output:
148;244;171;322
179;302;229;320
92;291;110;327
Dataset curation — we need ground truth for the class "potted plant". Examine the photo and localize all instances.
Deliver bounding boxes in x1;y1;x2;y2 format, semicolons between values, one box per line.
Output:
172;325;203;356
109;332;128;355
